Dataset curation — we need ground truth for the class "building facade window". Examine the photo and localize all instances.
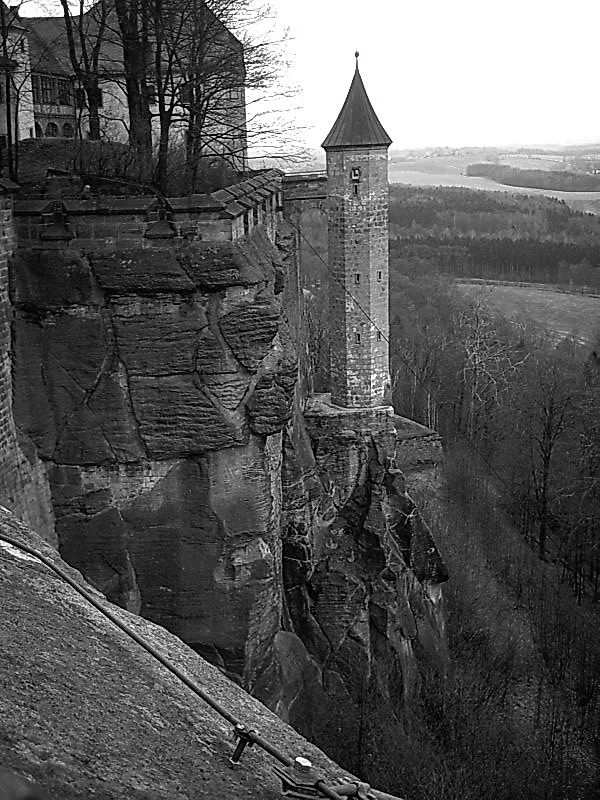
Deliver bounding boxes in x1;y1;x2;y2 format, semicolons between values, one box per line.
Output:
45;121;58;137
41;76;54;104
31;75;41;104
355;332;361;344
180;83;193;106
62;122;74;137
75;88;86;108
57;79;72;105
354;273;360;284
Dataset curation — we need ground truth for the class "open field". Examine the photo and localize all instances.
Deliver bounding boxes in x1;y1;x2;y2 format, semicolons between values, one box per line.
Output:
389;153;568;174
456;281;600;345
389;160;600;215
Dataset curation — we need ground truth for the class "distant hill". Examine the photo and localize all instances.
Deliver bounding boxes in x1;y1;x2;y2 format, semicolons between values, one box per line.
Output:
388;184;600;290
467;163;600;192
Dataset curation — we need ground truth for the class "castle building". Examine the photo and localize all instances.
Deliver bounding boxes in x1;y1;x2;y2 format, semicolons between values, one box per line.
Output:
0;2;247;173
322;56;392;408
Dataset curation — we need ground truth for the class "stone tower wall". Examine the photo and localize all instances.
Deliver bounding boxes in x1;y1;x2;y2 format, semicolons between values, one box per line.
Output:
326;146;390;407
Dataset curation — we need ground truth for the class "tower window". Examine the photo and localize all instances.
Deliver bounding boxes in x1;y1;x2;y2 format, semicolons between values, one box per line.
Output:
353;184;358;196
355;332;361;344
377;330;382;341
351;167;361;181
354;273;360;284
377;270;382;281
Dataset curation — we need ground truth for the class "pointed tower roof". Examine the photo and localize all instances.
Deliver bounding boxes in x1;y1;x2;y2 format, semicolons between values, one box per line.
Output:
322;56;392;150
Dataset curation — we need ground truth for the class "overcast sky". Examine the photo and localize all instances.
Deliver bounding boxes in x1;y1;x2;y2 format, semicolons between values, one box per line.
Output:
277;0;600;151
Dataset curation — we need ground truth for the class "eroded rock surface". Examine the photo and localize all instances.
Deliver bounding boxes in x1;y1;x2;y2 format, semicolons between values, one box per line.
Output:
0;510;401;800
253;395;448;787
11;229;296;683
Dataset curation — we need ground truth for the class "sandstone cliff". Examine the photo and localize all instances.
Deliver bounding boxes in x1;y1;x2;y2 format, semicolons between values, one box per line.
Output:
9;198;448;791
12;229;295;685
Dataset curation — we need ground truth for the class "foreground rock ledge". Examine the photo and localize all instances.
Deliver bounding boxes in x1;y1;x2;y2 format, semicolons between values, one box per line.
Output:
0;510;401;800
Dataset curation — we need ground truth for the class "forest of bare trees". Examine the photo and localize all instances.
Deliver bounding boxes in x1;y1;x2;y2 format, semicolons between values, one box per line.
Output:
387;185;600;798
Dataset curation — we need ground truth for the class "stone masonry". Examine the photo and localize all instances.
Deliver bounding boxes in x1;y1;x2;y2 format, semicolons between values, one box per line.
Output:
323;64;392;408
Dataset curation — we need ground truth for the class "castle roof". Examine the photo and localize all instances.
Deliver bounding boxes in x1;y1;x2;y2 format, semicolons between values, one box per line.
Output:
322;64;392;150
26;17;72;76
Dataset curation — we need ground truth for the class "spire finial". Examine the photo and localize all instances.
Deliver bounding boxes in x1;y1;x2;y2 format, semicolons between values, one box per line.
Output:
355;50;359;66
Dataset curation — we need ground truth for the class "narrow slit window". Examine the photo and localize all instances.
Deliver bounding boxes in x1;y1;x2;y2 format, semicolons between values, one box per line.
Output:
354;273;360;284
353;184;358;195
355;332;361;344
377;270;382;281
377;330;382;341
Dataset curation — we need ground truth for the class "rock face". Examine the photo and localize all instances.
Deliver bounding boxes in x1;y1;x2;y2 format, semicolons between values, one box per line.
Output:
255;395;448;786
10;220;448;794
11;229;296;684
0;510;400;800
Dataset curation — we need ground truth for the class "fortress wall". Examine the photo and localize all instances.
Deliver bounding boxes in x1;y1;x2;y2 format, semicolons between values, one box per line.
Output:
14;170;282;250
0;169;284;563
7;169;297;683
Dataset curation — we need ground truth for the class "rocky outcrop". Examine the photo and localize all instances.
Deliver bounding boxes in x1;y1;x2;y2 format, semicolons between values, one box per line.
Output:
11;228;296;683
254;395;448;788
0;510;401;800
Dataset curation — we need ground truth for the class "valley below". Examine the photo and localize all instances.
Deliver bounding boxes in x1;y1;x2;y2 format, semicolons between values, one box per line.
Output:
454;280;600;344
389;152;600;215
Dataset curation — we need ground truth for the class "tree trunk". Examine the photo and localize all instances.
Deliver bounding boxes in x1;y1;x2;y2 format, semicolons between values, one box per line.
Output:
0;3;15;181
86;83;102;140
154;110;170;194
114;0;153;178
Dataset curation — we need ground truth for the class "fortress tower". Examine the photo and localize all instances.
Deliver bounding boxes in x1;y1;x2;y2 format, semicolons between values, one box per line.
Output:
322;55;392;408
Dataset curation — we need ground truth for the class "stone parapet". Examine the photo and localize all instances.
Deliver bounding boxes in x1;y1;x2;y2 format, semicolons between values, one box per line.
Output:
303;393;442;490
393;415;443;470
282;171;327;203
14;169;283;249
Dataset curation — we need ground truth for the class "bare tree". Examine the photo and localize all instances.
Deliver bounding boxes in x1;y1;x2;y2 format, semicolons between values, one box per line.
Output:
0;0;33;179
58;0;109;140
144;0;294;192
112;0;152;170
